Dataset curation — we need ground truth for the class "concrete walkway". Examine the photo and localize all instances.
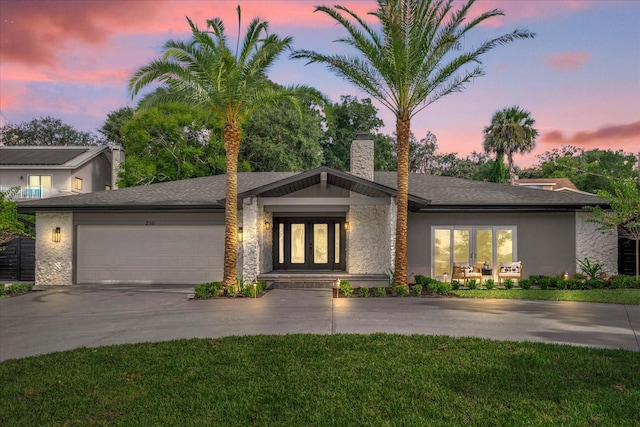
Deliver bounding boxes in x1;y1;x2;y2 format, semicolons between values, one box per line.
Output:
1;285;639;361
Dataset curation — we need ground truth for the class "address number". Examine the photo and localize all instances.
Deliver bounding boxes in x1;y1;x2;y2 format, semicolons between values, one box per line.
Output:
145;220;155;225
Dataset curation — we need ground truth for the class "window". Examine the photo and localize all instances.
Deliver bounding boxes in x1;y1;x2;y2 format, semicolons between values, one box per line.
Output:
431;226;517;279
74;177;83;190
26;175;52;198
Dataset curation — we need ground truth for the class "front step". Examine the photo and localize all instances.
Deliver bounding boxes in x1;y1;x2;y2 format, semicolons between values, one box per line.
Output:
270;281;335;289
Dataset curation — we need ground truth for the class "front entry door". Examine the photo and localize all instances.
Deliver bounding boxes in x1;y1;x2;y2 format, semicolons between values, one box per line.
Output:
275;219;345;270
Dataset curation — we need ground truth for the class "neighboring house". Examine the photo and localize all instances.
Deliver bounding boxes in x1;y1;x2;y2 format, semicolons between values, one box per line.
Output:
514;178;593;195
0;145;124;199
17;137;617;287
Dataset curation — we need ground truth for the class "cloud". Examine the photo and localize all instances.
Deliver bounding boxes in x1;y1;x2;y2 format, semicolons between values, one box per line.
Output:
0;0;164;67
545;52;589;71
541;121;640;146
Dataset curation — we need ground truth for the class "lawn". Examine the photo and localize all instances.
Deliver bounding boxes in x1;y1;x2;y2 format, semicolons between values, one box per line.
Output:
1;335;639;426
452;289;640;305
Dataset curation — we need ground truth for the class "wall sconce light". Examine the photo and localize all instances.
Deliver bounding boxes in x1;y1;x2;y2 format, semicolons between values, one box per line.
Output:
344;221;349;231
264;220;271;230
562;271;569;280
442;272;449;283
237;226;243;242
52;227;61;243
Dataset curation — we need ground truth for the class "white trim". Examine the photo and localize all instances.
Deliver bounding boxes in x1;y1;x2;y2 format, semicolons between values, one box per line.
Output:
258;197;390;206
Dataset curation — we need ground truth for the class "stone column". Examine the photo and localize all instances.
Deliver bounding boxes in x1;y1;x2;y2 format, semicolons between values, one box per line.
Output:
35;212;73;286
242;197;260;283
575;211;618;275
350;135;374;181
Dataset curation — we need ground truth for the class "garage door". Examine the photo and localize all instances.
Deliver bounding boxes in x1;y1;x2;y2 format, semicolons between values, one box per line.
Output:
77;225;224;284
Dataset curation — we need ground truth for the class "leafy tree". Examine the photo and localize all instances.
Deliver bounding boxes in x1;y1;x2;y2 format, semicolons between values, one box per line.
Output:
322;96;385;170
0;116;99;146
0;188;31;244
535;147;637;194
587;179;640;280
293;0;534;287
483;106;539;185
99;107;135;146
241;97;324;171
374;133;397;171
129;7;320;290
118;104;229;187
487;157;508;183
409;132;437;173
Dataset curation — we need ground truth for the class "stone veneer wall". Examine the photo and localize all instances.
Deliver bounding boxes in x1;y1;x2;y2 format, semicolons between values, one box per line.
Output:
239;197;262;283
348;204;390;274
350;139;374;181
35;212;73;286
260;211;273;275
575;211;618;275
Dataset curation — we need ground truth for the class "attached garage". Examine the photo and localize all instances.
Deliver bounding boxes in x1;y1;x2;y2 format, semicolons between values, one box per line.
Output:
76;225;224;285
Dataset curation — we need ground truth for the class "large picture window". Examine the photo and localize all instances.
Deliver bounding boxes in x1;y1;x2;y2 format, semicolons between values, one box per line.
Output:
431;226;516;279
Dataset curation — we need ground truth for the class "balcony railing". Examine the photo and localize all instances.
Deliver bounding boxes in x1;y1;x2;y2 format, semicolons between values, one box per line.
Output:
0;185;62;200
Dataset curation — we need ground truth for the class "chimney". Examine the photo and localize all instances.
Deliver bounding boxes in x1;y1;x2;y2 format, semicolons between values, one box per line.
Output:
110;144;125;189
350;133;374;181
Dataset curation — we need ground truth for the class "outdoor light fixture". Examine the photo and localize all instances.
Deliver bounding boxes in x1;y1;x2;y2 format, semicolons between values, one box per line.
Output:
264;220;271;230
344;221;349;231
237;227;243;242
563;271;569;280
443;272;449;283
52;227;61;243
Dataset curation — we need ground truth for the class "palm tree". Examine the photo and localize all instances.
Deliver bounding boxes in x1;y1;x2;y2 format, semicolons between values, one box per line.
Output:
129;7;319;290
483;106;539;185
292;0;534;287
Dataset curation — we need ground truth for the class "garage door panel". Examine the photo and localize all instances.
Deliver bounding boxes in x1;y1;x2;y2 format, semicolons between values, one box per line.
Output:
77;225;224;284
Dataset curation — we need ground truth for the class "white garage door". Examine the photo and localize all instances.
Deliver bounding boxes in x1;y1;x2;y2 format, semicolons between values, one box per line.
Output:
77;225;224;284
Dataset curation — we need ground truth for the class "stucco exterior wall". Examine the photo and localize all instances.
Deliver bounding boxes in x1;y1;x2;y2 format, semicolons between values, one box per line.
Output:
407;211;577;279
575;211;618;275
347;204;391;274
35;212;73;286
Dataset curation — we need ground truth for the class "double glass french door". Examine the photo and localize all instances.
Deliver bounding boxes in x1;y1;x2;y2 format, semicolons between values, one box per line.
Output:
274;219;346;270
432;226;516;278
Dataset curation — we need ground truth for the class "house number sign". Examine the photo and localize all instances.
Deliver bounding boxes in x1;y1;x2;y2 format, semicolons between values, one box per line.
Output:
145;220;155;226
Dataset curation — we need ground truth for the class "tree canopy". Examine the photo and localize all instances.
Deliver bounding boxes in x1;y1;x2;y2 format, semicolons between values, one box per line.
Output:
0;116;99;146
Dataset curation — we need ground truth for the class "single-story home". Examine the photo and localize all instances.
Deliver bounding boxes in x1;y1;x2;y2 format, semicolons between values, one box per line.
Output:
17;137;617;287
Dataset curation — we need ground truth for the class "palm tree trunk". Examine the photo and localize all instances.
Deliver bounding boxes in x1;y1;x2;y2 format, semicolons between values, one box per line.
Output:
507;152;515;185
222;122;241;290
393;115;410;289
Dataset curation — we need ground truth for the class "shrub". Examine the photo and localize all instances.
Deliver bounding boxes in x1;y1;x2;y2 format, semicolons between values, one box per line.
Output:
467;279;478;290
0;285;6;296
504;279;515;289
340;280;353;297
374;286;387;297
556;279;568;290
517;279;530;289
451;279;461;290
226;284;238;297
358;287;370;298
585;279;607;289
565;278;582;290
4;283;33;295
484;278;495;290
394;285;409;297
243;283;260;297
610;275;639;289
412;284;423;296
427;281;452;295
577;257;606;281
255;280;267;293
414;275;439;286
194;282;222;299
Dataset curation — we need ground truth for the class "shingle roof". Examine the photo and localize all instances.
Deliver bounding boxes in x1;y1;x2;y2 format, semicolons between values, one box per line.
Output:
17;169;607;212
0;146;108;168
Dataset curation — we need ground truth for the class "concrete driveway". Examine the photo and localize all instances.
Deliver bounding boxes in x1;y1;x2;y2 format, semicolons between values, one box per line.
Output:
1;284;639;361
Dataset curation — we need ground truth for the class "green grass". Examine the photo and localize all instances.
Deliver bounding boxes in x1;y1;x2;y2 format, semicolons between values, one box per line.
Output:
1;335;639;426
452;289;640;305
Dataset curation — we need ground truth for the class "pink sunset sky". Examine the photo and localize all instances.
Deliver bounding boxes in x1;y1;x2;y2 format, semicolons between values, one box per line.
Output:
1;0;639;167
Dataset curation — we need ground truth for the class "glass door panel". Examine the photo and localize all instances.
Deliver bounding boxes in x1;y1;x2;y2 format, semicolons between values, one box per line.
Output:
334;223;341;264
313;223;328;264
475;229;493;268
496;229;514;264
453;229;470;263
434;229;451;277
290;223;306;264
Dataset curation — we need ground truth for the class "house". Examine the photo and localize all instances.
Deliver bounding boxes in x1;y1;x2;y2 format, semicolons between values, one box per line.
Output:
514;178;592;195
0;145;124;199
17;137;617;287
